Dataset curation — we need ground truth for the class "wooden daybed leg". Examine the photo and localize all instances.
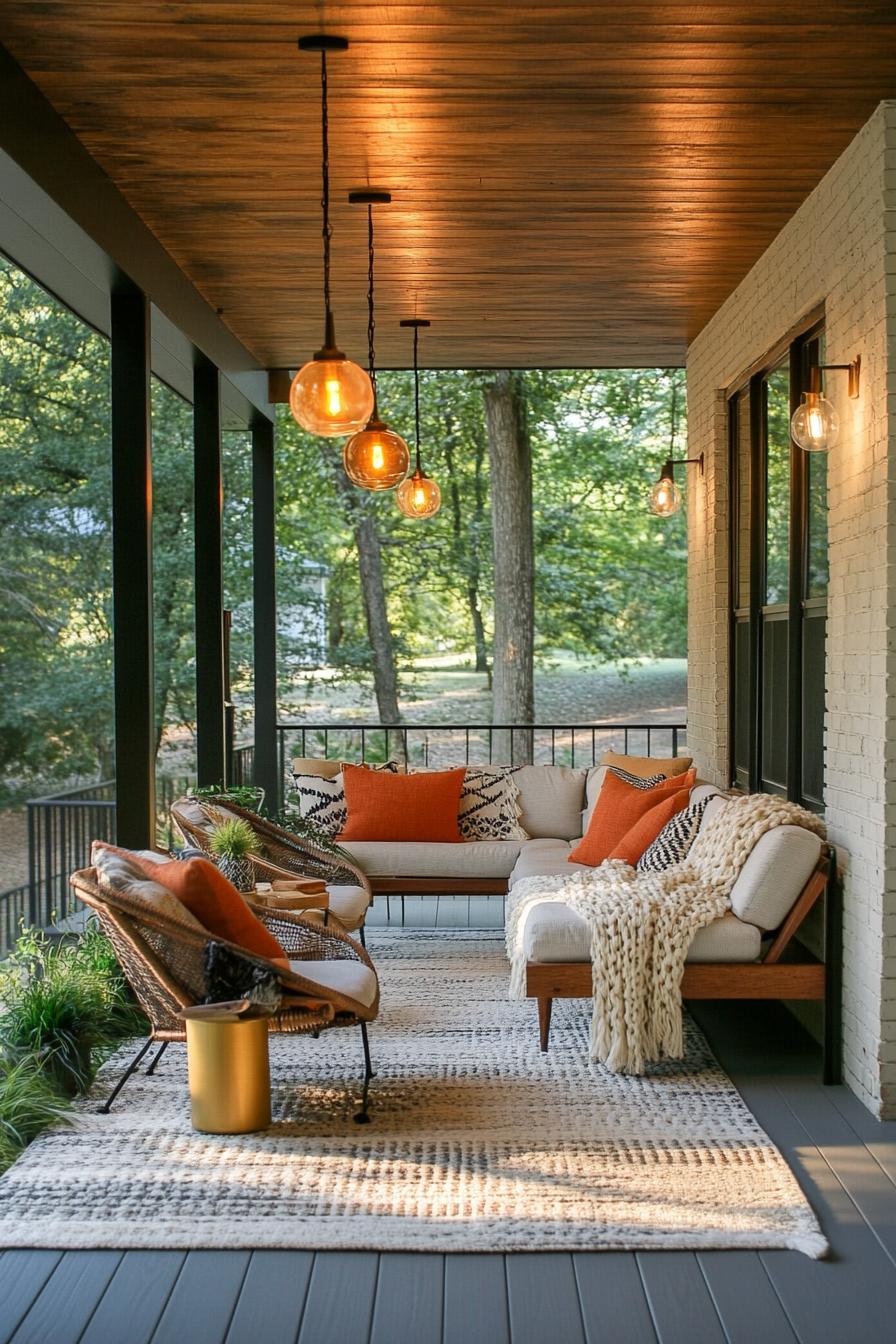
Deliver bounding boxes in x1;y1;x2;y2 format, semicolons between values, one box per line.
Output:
538;996;553;1052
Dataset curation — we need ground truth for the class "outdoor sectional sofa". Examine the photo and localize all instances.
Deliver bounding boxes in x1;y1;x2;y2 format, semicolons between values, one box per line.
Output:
334;763;838;1078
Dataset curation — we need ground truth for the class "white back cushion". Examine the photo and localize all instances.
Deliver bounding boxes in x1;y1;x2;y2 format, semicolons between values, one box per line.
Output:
698;794;729;831
580;766;608;834
729;825;823;930
514;766;587;840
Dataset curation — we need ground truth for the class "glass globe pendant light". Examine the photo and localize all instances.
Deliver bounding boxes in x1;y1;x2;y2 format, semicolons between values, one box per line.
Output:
396;319;442;520
290;35;373;438
342;192;411;489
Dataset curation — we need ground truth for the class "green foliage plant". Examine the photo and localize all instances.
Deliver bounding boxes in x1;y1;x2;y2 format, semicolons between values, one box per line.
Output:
0;921;147;1118
189;783;266;813
0;1054;71;1171
208;818;261;861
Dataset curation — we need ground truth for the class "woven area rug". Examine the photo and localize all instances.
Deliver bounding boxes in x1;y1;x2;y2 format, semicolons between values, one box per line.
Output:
0;929;826;1255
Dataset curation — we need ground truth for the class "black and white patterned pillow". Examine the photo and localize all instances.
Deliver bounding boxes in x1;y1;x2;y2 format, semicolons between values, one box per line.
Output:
609;766;667;790
636;797;709;873
458;766;529;841
290;762;399;838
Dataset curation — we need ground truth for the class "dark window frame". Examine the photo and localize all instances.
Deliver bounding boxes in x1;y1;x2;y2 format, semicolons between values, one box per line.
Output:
728;320;827;812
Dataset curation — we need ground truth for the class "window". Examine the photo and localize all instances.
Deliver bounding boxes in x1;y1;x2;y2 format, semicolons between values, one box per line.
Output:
728;322;826;811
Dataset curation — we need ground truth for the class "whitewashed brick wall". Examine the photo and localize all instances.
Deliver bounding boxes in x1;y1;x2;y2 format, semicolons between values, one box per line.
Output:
686;101;896;1117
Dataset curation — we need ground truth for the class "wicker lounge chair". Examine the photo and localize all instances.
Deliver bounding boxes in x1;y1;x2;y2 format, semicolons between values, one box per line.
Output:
170;795;373;940
71;865;379;1122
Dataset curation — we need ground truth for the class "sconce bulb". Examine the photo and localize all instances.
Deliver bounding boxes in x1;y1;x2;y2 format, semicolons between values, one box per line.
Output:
791;390;839;453
649;475;682;517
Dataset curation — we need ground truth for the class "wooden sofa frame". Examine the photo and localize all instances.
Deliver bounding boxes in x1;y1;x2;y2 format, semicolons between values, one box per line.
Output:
525;846;841;1083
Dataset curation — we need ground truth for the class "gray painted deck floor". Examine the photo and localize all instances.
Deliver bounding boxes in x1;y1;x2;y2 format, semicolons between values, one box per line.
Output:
2;894;896;1344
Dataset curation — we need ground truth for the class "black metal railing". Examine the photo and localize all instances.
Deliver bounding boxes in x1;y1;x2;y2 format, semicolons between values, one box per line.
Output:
0;774;198;956
26;781;117;932
1;882;30;958
277;719;687;804
231;743;255;787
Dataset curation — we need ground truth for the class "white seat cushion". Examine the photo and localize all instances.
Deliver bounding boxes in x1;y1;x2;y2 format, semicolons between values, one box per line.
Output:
514;766;587;840
341;839;522;879
520;901;761;964
325;884;370;930
729;825;823;930
296;884;369;931
686;913;762;962
289;958;378;1009
509;839;591;885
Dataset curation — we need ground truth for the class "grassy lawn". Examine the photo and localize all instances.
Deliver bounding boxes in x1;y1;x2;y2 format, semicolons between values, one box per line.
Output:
280;655;687;727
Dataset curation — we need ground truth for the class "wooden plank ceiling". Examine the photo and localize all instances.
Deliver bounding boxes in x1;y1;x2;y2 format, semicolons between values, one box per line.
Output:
2;3;896;369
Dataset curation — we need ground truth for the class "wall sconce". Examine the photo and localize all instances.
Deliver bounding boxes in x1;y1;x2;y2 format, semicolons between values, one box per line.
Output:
649;453;704;517
790;356;860;453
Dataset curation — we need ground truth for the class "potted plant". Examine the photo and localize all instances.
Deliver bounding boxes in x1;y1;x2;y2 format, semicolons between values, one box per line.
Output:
208;818;262;893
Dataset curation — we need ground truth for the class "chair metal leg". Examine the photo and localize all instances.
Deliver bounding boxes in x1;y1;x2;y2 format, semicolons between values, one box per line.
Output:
359;923;367;948
401;894;406;926
145;1040;169;1075
353;1020;374;1124
96;1037;154;1114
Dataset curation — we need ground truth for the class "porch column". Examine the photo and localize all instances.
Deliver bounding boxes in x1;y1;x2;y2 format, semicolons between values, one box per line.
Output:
252;414;280;809
193;355;227;786
110;277;156;848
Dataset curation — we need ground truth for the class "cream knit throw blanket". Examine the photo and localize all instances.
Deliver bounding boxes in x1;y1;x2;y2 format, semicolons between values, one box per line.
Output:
506;793;826;1074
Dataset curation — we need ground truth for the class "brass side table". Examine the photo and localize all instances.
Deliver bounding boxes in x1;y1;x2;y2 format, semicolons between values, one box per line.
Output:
182;1006;272;1134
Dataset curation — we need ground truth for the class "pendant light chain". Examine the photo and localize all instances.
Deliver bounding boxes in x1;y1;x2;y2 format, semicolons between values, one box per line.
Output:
319;49;332;323
292;34;373;436
367;204;377;399
413;323;422;473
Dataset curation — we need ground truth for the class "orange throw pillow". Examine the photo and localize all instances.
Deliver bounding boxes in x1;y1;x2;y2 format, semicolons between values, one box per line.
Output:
339;764;466;842
607;788;691;866
569;768;696;866
135;853;288;966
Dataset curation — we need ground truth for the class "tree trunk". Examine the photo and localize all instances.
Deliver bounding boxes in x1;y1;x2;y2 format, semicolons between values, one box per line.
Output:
335;475;401;724
442;409;490;680
470;421;491;677
483;370;534;764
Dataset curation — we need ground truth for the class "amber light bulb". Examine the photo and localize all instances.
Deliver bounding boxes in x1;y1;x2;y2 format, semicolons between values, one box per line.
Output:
649;473;681;517
397;467;441;519
343;415;410;490
290;355;374;438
